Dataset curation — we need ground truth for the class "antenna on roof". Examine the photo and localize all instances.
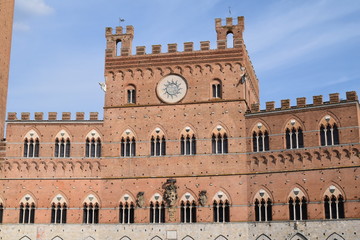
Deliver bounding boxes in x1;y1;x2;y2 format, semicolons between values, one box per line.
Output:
119;18;125;25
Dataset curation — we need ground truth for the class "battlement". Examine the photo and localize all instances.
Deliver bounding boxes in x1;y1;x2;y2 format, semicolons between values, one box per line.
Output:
105;17;245;57
7;112;101;121
249;91;358;113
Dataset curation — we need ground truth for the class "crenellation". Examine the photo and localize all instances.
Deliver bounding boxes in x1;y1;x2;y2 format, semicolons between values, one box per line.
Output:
184;42;193;52
48;112;57;120
217;40;226;49
136;46;146;55
266;101;275;111
7;112;17;121
226;17;233;26
62;112;71;120
152;45;161;54
251;103;260;112
90;112;99;120
329;93;340;103
21;112;30;120
200;41;210;51
34;112;43;120
346;91;358;101
115;26;123;34
313;95;323;105
167;43;177;53
281;99;290;110
296;97;306;107
76;112;84;120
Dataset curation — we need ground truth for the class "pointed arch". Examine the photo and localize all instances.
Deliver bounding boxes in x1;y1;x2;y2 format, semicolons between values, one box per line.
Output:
256;234;272;240
211;124;229;154
19;194;36;224
120;237;131;240
214;235;228;240
180;192;197;223
253;188;273;222
288;187;308;221
51;237;64;240
289;233;307;240
212;191;230;223
150;127;166;156
326;233;345;240
120;128;136;157
182;236;194;240
82;193;100;224
180;125;197;155
19;237;32;240
50;194;68;224
23;129;40;158
119;193;135;224
284;118;304;149
151;236;163;240
323;184;345;219
319;114;340;146
149;193;165;224
54;130;71;158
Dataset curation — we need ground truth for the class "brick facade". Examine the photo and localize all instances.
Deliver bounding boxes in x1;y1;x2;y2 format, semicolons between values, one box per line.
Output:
0;16;359;240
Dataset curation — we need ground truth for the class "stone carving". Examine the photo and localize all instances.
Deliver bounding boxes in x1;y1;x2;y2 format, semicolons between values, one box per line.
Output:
163;178;178;207
136;192;145;208
198;190;208;206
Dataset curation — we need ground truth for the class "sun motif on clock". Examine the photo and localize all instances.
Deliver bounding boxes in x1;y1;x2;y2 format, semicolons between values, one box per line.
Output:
157;75;187;103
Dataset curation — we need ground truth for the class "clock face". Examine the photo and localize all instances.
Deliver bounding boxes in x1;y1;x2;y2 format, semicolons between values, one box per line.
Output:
156;75;187;103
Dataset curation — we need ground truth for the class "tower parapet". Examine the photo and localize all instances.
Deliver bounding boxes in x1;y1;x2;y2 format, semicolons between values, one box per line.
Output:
105;25;134;57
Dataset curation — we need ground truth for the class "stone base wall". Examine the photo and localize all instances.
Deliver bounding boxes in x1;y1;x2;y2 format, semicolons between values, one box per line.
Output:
1;220;359;240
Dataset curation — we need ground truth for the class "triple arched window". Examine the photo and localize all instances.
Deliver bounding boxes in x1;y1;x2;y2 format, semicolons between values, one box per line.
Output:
324;185;345;219
121;130;136;157
285;127;304;149
180;193;197;223
254;190;272;222
23;138;39;158
213;192;230;223
320;123;339;146
288;188;307;221
180;127;196;155
151;128;166;156
50;194;67;224
149;194;165;223
19;195;35;224
23;130;40;158
119;195;135;224
211;126;228;154
85;138;101;158
253;131;269;152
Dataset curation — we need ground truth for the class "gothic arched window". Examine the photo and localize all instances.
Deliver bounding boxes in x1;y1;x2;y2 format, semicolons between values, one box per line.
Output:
252;123;270;152
320;123;340;146
83;195;99;224
288;187;308;220
150;128;166;156
149;194;165;224
180;127;196;155
54;131;71;158
85;134;102;158
180;193;197;223
323;185;345;219
19;195;35;224
50;194;67;224
211;126;228;154
213;191;230;223
120;130;136;157
119;194;135;224
23;131;40;158
254;190;272;222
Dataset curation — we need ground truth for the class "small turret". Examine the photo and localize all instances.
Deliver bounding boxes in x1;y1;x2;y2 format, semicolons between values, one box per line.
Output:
215;16;244;49
105;25;134;57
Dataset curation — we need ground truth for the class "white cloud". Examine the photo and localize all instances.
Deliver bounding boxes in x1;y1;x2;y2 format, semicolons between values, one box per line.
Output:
16;0;54;16
13;22;31;31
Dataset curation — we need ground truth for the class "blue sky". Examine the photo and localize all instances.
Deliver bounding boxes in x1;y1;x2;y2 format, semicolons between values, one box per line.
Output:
8;0;360;118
